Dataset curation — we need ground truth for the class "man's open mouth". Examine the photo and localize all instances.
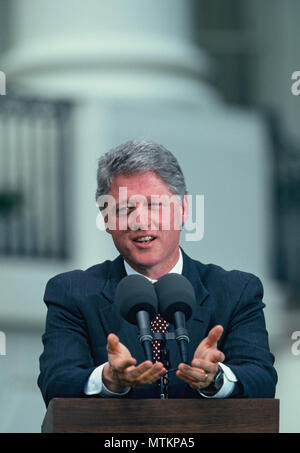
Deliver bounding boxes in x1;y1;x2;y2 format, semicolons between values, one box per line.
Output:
133;235;156;245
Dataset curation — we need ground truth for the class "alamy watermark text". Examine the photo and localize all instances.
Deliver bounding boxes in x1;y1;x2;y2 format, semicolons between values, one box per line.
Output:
291;71;300;96
96;190;204;242
291;331;300;356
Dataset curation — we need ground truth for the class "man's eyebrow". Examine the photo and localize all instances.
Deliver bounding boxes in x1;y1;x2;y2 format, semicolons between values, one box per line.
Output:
116;195;162;209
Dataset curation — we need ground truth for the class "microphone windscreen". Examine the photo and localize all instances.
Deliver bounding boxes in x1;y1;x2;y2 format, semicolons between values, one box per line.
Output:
155;274;196;322
115;274;158;324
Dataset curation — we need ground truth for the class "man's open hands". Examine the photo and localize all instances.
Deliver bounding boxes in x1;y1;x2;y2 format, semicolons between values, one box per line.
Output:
102;333;166;393
103;326;224;394
176;325;225;391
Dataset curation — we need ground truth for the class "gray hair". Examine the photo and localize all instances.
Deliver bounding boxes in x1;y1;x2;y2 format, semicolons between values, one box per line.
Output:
95;140;187;202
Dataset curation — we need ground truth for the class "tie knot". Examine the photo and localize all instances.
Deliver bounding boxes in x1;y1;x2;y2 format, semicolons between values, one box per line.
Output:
151;313;168;333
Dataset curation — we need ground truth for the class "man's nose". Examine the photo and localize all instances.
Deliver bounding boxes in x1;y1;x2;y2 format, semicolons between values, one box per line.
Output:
129;205;150;231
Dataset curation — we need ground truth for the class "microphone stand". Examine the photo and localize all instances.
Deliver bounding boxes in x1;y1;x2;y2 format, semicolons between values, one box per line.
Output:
153;330;190;399
159;337;169;399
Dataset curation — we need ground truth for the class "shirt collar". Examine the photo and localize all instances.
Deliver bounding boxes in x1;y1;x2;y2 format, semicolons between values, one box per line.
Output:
123;248;183;284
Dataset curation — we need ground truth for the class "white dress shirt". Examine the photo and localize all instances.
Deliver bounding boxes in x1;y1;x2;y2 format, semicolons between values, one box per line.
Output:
84;249;237;398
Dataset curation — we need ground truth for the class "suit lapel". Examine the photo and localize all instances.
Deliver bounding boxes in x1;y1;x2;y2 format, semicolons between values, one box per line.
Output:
101;254;126;303
181;249;210;362
99;255;146;363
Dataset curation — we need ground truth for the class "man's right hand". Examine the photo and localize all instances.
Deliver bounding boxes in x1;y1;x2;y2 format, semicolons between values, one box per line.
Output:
102;333;166;393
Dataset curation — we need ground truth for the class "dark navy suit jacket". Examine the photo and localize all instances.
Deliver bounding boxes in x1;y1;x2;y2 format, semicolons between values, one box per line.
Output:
38;249;277;406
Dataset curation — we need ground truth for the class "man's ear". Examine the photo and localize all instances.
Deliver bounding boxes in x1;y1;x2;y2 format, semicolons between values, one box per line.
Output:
102;210;113;235
97;197;116;234
96;206;112;234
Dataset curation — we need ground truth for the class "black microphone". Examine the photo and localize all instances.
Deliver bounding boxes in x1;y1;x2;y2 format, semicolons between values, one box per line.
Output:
115;274;158;362
155;274;196;364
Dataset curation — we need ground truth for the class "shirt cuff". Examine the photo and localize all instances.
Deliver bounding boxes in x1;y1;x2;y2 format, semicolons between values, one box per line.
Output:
199;363;238;399
84;362;131;397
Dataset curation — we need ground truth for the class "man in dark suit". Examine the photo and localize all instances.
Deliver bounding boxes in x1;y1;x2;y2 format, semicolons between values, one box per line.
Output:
38;140;277;406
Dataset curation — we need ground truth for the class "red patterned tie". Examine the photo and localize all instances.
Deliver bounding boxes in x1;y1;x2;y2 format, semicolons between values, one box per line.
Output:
151;313;168;362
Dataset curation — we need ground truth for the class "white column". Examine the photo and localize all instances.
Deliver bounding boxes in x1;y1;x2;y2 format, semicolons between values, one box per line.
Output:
70;100;116;267
2;0;218;105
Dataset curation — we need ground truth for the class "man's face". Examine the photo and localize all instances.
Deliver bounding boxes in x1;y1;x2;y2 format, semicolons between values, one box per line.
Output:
104;171;188;278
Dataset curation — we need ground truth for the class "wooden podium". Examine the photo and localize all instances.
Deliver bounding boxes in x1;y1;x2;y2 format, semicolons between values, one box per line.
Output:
41;398;279;433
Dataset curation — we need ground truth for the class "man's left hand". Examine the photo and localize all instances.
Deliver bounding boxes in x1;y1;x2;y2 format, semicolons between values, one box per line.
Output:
176;325;225;391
